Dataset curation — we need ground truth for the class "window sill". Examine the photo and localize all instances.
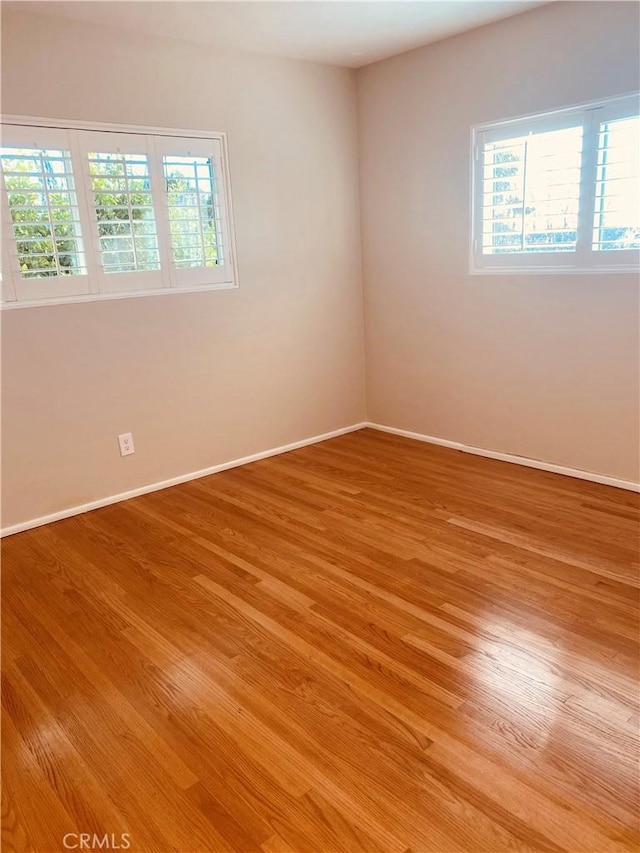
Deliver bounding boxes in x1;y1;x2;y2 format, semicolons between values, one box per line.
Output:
0;281;239;310
469;265;640;276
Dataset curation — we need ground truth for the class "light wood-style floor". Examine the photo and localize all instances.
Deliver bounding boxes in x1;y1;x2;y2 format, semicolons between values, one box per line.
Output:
2;428;639;853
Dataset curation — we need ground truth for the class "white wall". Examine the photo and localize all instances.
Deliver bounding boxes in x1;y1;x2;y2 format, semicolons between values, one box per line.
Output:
1;10;366;528
358;1;640;482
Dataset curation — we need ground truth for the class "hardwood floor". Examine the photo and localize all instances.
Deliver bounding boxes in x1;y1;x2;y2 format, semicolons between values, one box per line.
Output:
2;428;639;853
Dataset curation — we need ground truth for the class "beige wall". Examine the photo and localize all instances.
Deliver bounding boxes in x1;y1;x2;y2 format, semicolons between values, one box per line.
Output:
1;10;366;528
358;1;640;482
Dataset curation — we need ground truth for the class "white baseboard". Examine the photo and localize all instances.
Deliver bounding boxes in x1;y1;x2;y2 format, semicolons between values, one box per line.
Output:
0;422;367;538
366;422;640;493
4;419;636;537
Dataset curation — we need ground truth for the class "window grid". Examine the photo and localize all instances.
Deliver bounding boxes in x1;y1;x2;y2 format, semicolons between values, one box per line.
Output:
480;126;583;256
88;152;161;274
0;148;86;279
593;116;640;252
0;123;238;305
472;93;640;273
163;155;223;269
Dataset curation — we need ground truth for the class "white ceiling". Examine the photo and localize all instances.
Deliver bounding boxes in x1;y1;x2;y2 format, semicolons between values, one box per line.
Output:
6;1;546;68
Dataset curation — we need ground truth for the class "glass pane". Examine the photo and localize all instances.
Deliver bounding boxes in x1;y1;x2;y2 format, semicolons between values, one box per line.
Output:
88;151;161;273
0;147;86;278
162;155;222;269
592;115;640;251
481;125;583;255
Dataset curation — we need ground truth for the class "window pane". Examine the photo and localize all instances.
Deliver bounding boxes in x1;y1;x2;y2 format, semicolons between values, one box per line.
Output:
162;155;223;269
593;115;640;251
481;126;583;255
88;151;161;273
0;147;86;279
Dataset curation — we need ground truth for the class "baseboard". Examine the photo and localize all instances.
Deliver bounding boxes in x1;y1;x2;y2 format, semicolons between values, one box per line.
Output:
0;422;368;538
4;419;636;537
366;422;640;493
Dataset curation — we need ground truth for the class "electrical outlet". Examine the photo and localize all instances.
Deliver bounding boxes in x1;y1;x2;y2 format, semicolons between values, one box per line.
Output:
118;432;135;457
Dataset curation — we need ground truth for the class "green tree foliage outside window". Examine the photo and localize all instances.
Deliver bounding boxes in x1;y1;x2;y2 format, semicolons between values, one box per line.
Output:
1;149;84;278
88;153;160;273
163;155;221;268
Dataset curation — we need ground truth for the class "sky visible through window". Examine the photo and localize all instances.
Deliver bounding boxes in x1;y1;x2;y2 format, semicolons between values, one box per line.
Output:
594;115;640;251
482;116;639;255
482;126;583;254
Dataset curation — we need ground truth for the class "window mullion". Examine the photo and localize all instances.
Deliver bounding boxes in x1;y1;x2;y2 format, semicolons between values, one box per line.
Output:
148;136;174;289
73;130;106;293
212;140;234;274
472;133;482;267
122;160;140;272
0;167;19;301
520;138;529;252
575;109;599;268
194;160;209;264
39;152;63;277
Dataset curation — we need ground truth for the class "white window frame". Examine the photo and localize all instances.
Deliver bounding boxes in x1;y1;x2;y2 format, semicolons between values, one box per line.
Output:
0;123;93;302
82;130;166;295
470;93;640;275
1;116;239;308
154;134;233;290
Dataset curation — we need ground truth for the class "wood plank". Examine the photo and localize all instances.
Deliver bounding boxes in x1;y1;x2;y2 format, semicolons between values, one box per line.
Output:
2;428;638;851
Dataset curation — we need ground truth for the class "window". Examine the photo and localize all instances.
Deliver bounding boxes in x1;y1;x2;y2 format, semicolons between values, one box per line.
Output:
471;93;639;273
1;120;238;306
593;115;639;252
163;156;220;269
154;134;232;288
1;146;85;278
88;151;160;274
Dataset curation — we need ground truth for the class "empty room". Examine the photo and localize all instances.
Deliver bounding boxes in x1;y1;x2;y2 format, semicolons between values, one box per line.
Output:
1;1;639;851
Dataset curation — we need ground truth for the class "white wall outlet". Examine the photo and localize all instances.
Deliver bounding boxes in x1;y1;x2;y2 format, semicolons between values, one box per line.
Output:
118;432;135;457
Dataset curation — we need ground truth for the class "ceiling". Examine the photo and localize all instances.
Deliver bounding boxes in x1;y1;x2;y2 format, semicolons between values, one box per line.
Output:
6;1;546;68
